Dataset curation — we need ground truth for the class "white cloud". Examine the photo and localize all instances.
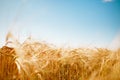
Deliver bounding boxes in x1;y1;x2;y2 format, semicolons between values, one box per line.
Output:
103;0;113;2
109;33;120;50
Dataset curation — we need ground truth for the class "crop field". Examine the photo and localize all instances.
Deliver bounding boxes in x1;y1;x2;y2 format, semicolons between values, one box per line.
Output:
0;0;119;80
0;36;120;80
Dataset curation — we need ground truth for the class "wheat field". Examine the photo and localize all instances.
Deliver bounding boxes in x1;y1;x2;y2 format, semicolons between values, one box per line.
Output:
0;37;120;80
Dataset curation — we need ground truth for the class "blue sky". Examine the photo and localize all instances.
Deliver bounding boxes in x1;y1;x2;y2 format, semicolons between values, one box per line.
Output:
0;0;120;48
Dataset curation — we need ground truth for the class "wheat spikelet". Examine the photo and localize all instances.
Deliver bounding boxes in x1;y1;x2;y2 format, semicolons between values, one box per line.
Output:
0;37;120;80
